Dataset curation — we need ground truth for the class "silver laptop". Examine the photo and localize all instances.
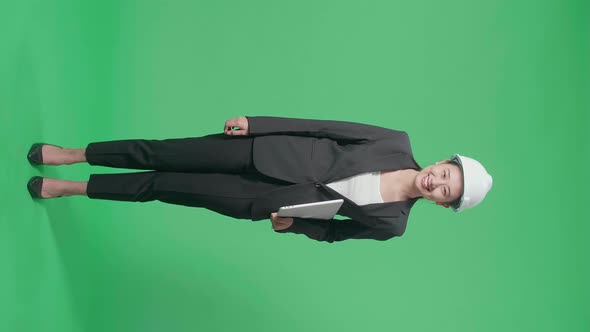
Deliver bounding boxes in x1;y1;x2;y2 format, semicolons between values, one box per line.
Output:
277;199;344;220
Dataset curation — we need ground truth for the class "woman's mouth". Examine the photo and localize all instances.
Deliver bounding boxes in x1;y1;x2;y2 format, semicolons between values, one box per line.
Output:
422;175;430;191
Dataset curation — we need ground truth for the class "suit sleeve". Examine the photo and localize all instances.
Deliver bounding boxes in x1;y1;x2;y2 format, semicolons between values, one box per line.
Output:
245;116;406;142
273;217;399;243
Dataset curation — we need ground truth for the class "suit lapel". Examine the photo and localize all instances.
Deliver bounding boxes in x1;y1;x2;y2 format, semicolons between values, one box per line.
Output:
322;152;419;183
320;184;419;219
317;152;421;226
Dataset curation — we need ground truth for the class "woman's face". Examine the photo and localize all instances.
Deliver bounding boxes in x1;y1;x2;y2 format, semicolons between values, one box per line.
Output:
415;160;464;207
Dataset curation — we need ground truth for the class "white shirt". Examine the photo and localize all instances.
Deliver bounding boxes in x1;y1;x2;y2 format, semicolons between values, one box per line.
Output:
326;171;384;205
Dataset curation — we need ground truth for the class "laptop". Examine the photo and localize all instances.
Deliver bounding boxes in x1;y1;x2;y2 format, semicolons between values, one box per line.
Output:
277;199;344;220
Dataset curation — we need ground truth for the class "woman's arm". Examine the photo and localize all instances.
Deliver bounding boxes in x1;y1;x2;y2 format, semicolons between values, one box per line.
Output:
245;116;406;142
273;216;399;243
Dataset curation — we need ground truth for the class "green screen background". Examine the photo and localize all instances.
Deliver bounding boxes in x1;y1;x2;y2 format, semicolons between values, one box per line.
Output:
2;0;588;331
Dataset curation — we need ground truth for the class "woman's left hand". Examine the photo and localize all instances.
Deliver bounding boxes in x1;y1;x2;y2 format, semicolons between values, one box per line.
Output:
224;116;250;136
270;212;294;230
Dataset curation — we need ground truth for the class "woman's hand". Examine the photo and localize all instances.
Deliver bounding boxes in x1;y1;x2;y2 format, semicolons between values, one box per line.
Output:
270;212;294;231
224;116;250;136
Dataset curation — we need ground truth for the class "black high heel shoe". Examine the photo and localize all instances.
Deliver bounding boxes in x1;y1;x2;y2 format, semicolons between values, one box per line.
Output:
27;176;44;199
27;143;62;165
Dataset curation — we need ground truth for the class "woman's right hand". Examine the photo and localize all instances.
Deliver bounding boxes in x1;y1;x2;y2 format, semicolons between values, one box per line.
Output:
224;116;249;136
270;212;294;231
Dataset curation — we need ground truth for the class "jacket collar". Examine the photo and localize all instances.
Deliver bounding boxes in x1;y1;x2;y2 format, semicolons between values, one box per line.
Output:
319;184;420;218
317;152;422;221
322;152;420;183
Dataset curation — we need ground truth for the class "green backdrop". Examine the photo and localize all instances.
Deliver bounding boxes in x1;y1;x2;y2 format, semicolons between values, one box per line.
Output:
2;0;588;331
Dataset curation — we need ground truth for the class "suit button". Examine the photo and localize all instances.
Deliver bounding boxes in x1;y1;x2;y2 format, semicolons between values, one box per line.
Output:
315;183;321;188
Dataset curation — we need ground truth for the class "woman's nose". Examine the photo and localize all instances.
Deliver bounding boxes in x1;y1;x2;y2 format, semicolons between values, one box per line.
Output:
432;175;445;188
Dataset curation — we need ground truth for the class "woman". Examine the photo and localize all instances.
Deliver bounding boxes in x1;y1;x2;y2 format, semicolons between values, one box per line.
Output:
26;116;493;243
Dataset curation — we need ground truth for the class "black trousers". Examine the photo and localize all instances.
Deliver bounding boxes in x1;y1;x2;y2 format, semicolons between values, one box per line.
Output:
85;133;293;220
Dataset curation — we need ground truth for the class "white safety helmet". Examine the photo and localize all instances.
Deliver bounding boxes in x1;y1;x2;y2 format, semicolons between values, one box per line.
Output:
449;154;493;212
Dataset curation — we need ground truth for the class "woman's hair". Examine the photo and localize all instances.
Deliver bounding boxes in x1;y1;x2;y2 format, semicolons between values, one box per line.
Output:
447;160;462;209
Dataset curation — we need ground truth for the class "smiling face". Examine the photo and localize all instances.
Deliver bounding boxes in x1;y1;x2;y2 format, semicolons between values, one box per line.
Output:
414;160;464;208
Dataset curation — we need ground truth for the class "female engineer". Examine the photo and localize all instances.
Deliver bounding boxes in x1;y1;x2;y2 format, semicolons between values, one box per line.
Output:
26;116;493;243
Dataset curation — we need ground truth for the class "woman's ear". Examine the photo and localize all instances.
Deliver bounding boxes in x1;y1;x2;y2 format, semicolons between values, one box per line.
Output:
435;159;452;165
436;202;450;208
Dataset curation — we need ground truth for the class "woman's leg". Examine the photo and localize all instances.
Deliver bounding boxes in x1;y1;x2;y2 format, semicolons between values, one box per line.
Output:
42;133;254;173
84;170;288;220
38;178;88;198
83;133;255;173
40;145;86;165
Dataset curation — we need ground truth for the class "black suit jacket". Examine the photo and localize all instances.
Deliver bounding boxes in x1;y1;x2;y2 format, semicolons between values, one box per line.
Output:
245;116;421;243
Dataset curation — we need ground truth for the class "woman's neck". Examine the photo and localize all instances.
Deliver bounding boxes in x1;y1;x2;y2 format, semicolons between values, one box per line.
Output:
380;169;422;202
